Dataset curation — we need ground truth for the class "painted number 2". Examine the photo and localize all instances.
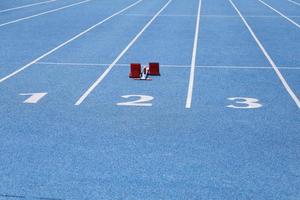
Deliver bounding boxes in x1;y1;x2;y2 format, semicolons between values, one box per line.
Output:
227;97;262;109
117;95;154;107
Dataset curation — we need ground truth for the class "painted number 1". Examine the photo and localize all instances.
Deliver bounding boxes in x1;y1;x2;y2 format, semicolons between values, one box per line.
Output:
117;95;154;107
19;93;47;104
227;97;262;109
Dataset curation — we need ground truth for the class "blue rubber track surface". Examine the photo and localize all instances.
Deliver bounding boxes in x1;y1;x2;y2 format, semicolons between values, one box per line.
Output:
0;0;299;199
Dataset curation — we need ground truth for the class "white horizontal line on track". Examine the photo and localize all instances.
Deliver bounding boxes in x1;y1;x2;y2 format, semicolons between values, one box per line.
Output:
35;62;300;70
0;0;58;13
121;13;197;17
120;14;300;18
204;15;300;18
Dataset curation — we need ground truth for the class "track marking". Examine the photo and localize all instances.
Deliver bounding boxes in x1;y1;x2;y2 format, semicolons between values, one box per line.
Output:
121;13;197;17
0;0;92;28
35;62;300;70
19;93;47;104
227;97;263;109
121;14;300;18
287;0;300;6
0;0;58;13
185;0;202;109
202;14;300;18
75;0;172;106
229;0;300;108
0;0;143;83
258;0;300;29
117;95;154;107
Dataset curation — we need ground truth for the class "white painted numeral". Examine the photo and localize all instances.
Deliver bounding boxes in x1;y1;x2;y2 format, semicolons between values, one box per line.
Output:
19;93;47;104
117;95;153;107
227;97;262;109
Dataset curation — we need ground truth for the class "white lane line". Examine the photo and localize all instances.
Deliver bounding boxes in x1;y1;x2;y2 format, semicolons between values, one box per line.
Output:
0;0;92;28
185;0;202;109
121;13;197;17
37;61;110;66
202;14;300;18
121;14;300;18
190;66;300;69
287;0;300;6
0;0;58;13
35;62;300;69
229;0;300;108
0;0;143;83
75;0;173;106
258;0;300;29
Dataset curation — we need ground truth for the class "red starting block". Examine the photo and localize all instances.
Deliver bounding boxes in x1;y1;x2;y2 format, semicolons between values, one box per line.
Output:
149;62;160;76
129;63;141;78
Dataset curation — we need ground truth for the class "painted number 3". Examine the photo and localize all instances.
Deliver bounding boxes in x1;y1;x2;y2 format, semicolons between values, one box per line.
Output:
117;95;154;107
227;97;262;109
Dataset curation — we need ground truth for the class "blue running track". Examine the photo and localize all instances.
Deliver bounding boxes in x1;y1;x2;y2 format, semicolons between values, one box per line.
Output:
0;0;299;199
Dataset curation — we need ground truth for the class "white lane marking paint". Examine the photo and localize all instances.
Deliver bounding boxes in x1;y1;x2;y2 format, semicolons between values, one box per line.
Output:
121;13;197;17
287;0;300;6
0;0;143;83
19;93;47;104
36;61;111;66
227;97;263;109
229;0;300;108
202;14;300;18
121;13;300;18
75;0;172;106
0;0;92;28
258;0;300;29
35;62;300;70
117;95;153;107
0;0;58;13
185;0;202;109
